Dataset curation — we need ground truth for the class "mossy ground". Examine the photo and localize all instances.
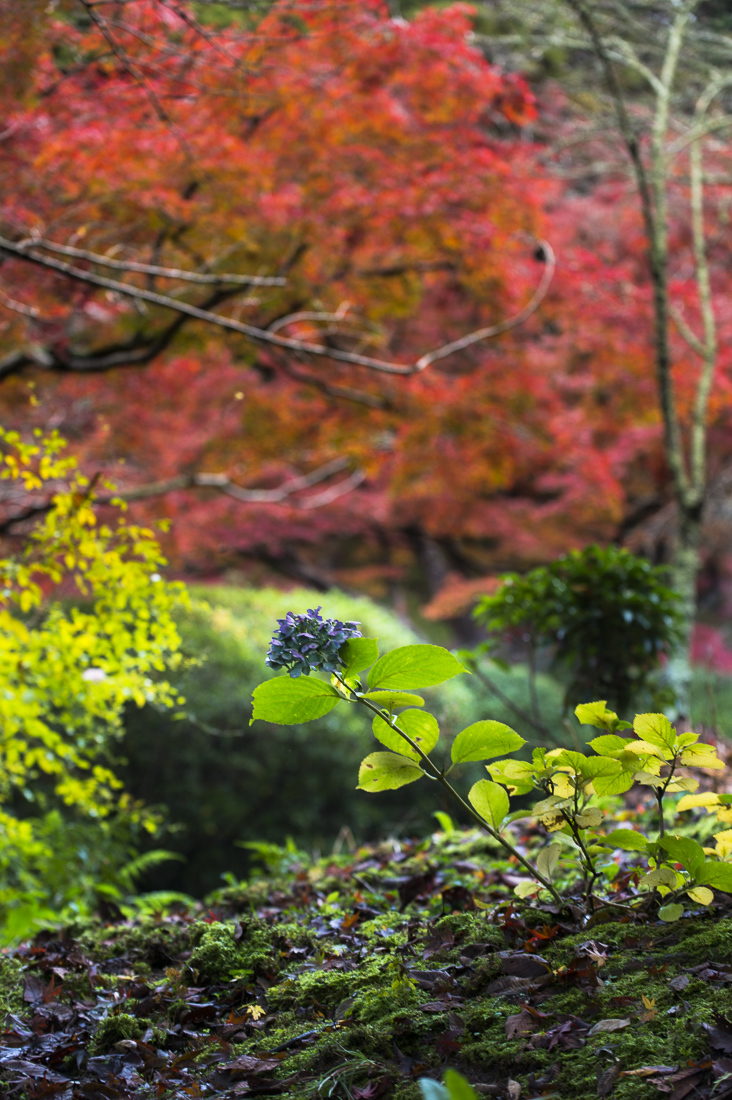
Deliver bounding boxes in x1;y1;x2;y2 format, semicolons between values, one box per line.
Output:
3;831;732;1098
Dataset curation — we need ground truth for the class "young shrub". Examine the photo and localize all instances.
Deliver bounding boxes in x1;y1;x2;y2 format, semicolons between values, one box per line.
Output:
252;610;732;922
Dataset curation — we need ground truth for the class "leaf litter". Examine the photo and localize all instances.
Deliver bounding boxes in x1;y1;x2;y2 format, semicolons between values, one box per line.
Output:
3;829;732;1098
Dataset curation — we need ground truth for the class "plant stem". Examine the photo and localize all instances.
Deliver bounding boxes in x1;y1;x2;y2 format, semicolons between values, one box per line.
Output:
563;813;599;907
656;753;679;840
337;674;563;906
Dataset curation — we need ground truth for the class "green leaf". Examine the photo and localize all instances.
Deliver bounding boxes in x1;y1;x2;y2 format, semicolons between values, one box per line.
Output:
536;842;561;882
367;644;467;691
468;779;509;829
575;701;628;730
660;835;705;876
591;761;636;797
419;1071;479;1100
696;861;732;892
588;734;632;755
603;829;649;851
633;713;676;750
340;637;379;679
658;903;684;923
551;750;614;780
251;676;341;725
639;867;678;891
451;720;525;766
372;709;439;761
433;811;456;835
515;881;541;898
632;770;665;789
360;691;425;709
487;758;536;796
357;752;424;792
443;1069;481;1100
575;807;604;828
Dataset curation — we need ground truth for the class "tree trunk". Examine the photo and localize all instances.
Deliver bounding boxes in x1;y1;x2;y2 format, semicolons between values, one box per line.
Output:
664;503;702;723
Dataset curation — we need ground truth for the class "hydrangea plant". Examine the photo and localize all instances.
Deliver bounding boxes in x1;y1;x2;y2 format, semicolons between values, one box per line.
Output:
252;610;732;920
265;607;362;677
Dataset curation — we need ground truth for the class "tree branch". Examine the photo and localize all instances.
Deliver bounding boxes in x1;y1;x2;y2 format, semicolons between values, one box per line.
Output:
0;457;363;536
25;237;285;287
0;234;555;378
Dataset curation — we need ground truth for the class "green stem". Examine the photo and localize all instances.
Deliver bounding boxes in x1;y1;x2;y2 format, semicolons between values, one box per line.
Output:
337;674;564;906
656;753;679;840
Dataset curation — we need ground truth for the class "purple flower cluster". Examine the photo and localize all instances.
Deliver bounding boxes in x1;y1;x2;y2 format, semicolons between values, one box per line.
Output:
266;607;362;678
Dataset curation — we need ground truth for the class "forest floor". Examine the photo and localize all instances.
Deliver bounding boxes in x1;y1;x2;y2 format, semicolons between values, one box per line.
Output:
3;827;732;1100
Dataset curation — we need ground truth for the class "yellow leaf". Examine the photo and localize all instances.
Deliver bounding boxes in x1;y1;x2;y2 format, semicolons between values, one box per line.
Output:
677;792;720;813
687;886;714;906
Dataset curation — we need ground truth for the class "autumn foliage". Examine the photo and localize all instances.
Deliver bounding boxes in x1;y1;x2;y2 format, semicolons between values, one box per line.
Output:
1;0;732;604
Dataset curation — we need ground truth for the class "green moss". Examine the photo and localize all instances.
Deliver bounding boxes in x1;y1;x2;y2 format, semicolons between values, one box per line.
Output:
0;955;24;1016
188;917;282;983
92;1013;152;1053
188;922;247;983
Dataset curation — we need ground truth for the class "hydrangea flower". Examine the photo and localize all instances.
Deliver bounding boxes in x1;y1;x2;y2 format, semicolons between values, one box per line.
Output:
266;607;362;678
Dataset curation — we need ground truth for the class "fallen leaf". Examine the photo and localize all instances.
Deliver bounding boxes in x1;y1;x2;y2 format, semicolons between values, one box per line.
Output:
596;1062;619;1097
505;1008;540;1039
501;953;551;979
620;1066;678;1078
588;1018;631;1037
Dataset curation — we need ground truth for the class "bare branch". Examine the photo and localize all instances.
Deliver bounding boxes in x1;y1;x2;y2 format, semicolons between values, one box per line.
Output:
0;234;555;377
25;237;286;287
0;457;362;535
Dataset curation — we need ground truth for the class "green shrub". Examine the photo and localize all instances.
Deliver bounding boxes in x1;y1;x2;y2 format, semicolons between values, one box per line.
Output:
474;545;681;714
121;587;565;896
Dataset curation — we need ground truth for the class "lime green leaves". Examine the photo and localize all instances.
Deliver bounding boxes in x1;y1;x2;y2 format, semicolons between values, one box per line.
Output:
695;861;732;892
451;721;525;766
575;701;632;732
253;620;732;923
604;829;649;851
340;637;379;679
251;639;468;726
468;779;509;830
658;903;685;922
360;691;425;709
659;835;705;878
251;676;341;724
372;709;438;760
357;752;423;792
366;645;467;691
